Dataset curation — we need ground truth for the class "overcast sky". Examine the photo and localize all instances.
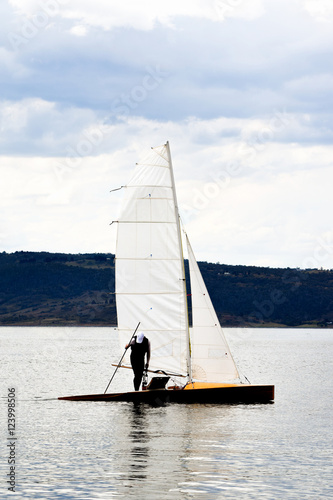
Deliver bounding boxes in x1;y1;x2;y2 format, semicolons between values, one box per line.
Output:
1;0;332;268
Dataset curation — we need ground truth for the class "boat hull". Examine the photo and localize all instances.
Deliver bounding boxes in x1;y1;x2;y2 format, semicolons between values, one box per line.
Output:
58;384;274;404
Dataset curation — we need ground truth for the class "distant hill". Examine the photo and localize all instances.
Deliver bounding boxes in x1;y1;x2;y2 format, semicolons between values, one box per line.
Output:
0;251;332;327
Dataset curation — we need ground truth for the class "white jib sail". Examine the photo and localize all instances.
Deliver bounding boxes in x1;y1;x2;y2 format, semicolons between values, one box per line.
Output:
186;235;240;382
115;143;189;378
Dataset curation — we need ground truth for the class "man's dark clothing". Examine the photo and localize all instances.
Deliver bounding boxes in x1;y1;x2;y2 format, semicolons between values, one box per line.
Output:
130;336;150;391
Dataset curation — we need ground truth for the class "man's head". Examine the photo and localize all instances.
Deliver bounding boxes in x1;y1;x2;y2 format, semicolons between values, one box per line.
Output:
137;332;144;343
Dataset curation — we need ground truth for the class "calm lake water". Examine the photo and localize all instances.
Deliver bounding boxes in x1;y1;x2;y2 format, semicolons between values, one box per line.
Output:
1;327;332;499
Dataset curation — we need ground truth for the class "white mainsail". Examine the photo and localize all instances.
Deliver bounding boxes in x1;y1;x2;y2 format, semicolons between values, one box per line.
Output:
116;141;240;385
186;235;240;382
115;143;190;378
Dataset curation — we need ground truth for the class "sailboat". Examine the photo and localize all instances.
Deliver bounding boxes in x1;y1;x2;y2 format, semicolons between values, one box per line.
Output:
59;142;274;404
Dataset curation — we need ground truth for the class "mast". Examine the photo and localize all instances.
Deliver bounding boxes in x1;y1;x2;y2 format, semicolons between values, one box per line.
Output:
165;141;192;382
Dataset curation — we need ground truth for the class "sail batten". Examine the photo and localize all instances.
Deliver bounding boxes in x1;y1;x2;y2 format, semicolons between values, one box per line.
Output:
117;221;177;224
136;167;169;168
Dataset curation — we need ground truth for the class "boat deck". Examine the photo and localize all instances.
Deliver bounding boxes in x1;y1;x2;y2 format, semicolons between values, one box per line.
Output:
58;383;274;404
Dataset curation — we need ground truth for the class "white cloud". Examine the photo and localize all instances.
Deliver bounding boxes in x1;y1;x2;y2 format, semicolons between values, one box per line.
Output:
1;0;333;268
0;47;26;75
304;0;333;22
183;163;333;268
0;98;102;155
285;74;333;103
8;0;266;31
69;25;88;37
3;0;333;124
1;113;333;267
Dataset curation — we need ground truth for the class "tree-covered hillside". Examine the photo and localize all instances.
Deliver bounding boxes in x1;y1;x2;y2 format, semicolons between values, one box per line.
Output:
0;251;332;327
0;252;116;326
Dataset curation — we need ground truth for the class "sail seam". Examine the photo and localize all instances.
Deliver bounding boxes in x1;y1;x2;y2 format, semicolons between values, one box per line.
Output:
135;163;169;168
116;292;184;295
126;184;172;187
126;196;173;199
115;257;183;264
117;221;177;224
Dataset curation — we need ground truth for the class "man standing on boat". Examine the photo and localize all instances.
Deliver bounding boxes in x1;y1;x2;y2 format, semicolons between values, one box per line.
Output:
126;332;151;391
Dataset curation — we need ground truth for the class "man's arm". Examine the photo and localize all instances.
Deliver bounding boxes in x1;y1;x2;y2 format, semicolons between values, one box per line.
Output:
125;338;135;349
145;340;151;368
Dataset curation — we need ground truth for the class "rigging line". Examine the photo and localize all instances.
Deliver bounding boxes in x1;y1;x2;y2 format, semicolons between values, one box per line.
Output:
165;141;192;383
104;321;141;394
180;217;188;234
151;145;168;162
241;372;251;384
110;186;125;192
111;364;187;378
152;369;187;378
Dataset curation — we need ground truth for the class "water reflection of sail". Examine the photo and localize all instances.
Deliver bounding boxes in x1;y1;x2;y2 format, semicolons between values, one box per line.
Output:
113;404;236;497
128;405;150;480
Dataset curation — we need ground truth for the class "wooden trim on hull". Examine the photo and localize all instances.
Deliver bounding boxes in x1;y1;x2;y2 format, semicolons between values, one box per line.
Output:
58;384;274;404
